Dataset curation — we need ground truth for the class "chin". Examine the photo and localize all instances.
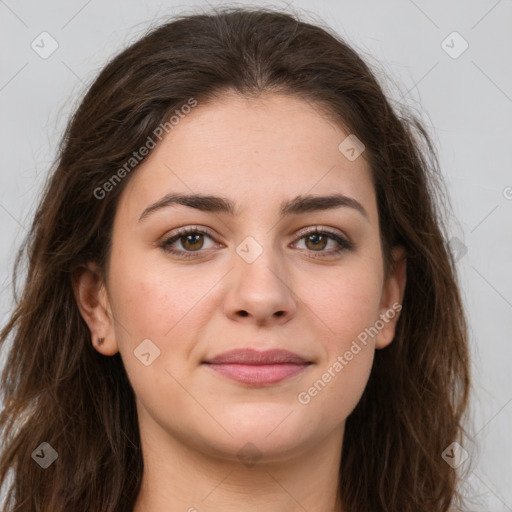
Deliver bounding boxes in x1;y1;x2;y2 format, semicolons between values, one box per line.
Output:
196;411;315;461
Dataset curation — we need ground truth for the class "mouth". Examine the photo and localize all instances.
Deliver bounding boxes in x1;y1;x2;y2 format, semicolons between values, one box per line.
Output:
202;348;313;386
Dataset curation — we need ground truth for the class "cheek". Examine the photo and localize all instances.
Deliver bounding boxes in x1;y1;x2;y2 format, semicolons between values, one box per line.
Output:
304;261;383;344
107;246;223;391
294;264;381;419
107;251;208;418
109;245;214;340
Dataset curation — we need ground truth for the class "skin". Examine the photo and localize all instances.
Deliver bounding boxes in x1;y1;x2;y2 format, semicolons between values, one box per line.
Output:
73;91;406;512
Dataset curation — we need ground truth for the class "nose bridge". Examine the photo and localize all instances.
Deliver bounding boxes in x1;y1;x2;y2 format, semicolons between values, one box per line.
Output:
223;228;297;323
235;230;286;292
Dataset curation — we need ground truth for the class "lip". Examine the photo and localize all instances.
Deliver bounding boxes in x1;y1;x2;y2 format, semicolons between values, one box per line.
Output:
202;348;313;386
204;348;310;365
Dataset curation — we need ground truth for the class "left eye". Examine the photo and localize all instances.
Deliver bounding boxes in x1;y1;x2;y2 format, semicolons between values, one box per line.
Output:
159;226;352;258
294;230;347;252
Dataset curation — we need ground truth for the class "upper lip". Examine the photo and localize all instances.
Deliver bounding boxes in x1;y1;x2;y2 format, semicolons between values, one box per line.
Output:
203;348;311;365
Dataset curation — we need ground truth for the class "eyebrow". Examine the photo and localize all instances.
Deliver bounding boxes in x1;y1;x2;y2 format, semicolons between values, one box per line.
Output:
138;192;369;222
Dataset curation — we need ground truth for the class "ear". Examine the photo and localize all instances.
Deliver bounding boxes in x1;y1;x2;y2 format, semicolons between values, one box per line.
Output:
375;245;406;349
71;263;119;356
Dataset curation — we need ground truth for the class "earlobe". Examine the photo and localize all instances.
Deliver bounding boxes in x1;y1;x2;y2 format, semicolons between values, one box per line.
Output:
375;246;407;349
71;263;119;356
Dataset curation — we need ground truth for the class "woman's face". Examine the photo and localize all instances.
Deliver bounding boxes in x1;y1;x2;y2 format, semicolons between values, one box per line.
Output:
77;91;405;464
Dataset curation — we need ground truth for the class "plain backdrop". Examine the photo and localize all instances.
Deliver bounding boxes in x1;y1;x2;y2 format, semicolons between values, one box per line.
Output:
1;0;511;509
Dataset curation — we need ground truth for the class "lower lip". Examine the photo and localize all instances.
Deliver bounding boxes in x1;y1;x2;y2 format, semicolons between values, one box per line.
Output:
203;363;311;386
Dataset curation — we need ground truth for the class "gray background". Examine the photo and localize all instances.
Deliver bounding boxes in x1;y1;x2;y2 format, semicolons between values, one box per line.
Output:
1;0;511;509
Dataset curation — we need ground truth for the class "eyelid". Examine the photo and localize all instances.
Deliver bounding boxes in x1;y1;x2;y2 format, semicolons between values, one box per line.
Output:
162;225;218;240
293;225;350;243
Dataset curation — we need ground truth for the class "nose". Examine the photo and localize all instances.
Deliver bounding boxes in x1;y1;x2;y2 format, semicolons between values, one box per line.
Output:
222;242;297;326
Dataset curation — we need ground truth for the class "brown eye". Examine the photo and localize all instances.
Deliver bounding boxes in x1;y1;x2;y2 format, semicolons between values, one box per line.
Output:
294;227;353;258
160;227;217;258
179;233;205;251
304;232;329;251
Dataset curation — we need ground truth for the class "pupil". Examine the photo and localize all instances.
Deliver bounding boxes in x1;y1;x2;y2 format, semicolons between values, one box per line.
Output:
307;234;326;250
184;234;202;250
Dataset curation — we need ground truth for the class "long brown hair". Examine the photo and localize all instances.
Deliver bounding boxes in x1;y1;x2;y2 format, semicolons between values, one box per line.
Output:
0;6;471;511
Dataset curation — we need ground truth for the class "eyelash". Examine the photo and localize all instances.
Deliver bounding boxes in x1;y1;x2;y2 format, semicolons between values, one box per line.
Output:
159;225;353;259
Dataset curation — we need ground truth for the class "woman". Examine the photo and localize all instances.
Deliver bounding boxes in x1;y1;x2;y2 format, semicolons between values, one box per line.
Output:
0;6;471;511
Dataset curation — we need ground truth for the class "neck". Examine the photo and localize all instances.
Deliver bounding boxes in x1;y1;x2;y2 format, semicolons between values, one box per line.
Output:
132;413;345;512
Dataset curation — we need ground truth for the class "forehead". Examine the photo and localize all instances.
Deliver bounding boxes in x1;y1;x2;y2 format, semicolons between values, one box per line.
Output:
117;92;377;223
